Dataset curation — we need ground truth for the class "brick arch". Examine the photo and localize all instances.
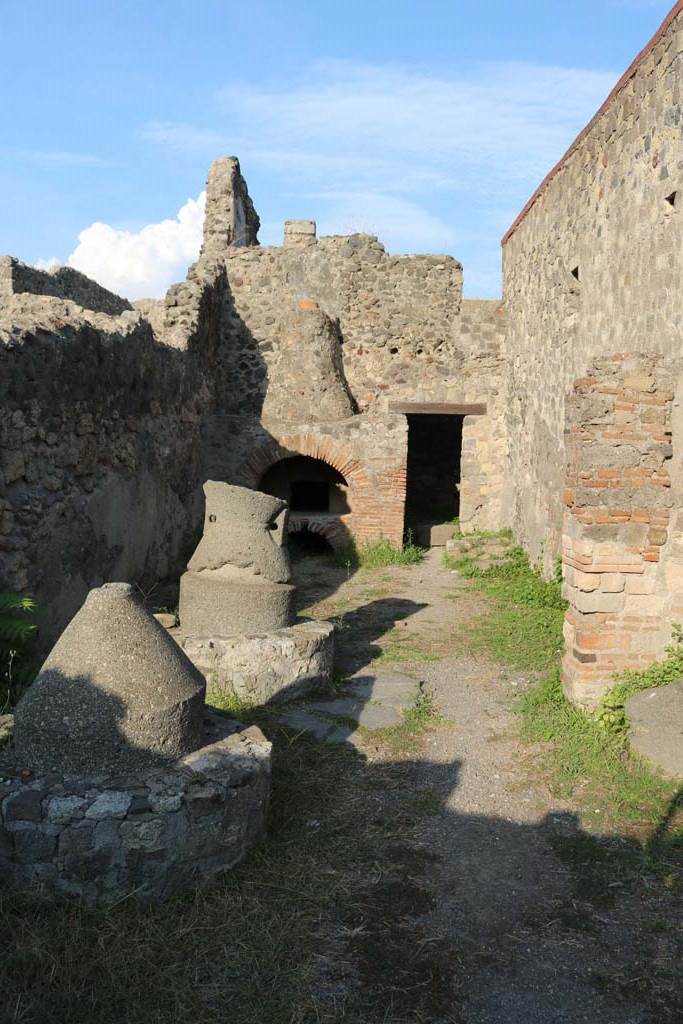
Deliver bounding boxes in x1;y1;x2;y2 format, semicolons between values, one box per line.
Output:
287;515;352;550
238;433;372;492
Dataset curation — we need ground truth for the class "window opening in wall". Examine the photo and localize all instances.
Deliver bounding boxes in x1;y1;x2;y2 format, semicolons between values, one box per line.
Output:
665;191;677;208
259;455;350;515
404;413;464;537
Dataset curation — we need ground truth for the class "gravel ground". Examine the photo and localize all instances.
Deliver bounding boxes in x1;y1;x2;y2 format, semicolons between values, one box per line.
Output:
292;547;682;1024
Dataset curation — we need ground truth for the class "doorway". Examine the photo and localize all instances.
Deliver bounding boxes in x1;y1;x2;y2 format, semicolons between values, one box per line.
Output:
404;413;464;535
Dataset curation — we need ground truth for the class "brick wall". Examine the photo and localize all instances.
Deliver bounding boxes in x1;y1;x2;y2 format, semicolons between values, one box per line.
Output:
206;414;408;550
562;355;675;706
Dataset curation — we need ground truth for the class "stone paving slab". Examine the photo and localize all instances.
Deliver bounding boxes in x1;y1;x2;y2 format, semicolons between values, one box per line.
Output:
626;680;683;777
276;666;417;743
276;710;363;746
346;668;419;710
308;698;402;729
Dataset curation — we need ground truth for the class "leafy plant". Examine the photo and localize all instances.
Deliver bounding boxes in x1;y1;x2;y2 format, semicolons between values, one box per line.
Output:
0;592;37;706
596;624;683;739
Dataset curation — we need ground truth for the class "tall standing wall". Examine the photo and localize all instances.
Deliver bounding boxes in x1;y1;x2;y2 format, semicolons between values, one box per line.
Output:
502;2;683;572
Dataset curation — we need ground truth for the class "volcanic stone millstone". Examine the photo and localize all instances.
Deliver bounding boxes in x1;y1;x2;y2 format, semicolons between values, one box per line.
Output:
13;583;206;774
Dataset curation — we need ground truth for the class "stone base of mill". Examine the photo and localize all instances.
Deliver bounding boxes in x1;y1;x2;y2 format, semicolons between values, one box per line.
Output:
181;620;335;706
179;571;297;635
0;712;271;902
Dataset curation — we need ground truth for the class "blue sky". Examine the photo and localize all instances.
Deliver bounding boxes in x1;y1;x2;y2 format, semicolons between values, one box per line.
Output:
1;0;674;298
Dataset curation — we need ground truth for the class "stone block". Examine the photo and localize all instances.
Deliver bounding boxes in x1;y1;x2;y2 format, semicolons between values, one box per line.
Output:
600;573;626;593
566;588;624;614
415;523;458;547
180;571;296;636
153;613;177;629
47;796;87;825
627;681;683;777
572;569;601;592
4;788;44;823
85;791;132;820
184;620;334;705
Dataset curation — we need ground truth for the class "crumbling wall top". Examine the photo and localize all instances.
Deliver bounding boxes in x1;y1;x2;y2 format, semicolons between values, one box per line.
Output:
0;256;133;316
199;156;260;259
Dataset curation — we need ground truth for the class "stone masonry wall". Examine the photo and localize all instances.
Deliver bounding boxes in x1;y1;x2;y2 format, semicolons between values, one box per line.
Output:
0;713;271;901
207;228;508;535
0;259;235;651
562;355;677;706
0;257;133;317
503;3;683;572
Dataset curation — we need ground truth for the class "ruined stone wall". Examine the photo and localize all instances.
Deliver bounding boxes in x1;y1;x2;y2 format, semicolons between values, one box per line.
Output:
562;355;679;706
0;257;133;317
503;3;683;571
211;231;507;533
0;260;232;651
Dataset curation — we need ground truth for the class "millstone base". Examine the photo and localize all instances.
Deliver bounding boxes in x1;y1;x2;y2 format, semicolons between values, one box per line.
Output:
181;620;335;706
0;712;271;902
179;571;296;634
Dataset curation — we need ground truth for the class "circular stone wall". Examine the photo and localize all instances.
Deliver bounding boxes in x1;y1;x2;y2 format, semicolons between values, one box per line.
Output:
0;712;270;901
181;620;335;705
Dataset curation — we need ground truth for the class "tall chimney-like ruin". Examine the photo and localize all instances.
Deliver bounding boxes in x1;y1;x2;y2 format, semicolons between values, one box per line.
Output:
200;156;260;258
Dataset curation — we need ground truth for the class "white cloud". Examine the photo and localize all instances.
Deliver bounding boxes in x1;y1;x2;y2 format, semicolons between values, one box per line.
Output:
44;58;620;299
49;193;206;300
141;59;617;293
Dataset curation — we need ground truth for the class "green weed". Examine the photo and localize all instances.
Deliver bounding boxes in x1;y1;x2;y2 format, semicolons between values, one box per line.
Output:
369;689;444;754
596;625;683;739
335;536;424;571
517;671;680;828
450;546;567;671
0;592;37;707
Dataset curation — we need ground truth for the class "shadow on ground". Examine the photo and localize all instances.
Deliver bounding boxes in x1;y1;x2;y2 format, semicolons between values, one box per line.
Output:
2;715;682;1024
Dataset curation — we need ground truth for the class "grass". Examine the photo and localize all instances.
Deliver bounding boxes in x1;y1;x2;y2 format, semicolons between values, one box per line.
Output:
445;537;683;847
334;536;424;572
596;626;683;738
446;544;566;671
0;708;453;1024
364;690;445;755
517;670;681;829
372;626;441;665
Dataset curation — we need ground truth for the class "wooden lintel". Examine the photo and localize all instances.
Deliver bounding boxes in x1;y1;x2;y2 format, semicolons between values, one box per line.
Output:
389;402;487;416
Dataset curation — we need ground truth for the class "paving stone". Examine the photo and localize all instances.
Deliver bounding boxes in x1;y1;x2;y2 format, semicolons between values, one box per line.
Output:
626;680;683;777
308;698;402;729
276;711;362;746
346;669;419;711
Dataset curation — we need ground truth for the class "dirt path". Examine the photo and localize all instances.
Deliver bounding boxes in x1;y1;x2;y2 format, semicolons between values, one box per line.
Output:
290;548;681;1024
4;549;679;1024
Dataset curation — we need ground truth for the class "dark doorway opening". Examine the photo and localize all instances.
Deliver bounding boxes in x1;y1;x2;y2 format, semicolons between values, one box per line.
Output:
289;525;335;557
259;456;350;515
290;480;329;513
404;414;463;535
